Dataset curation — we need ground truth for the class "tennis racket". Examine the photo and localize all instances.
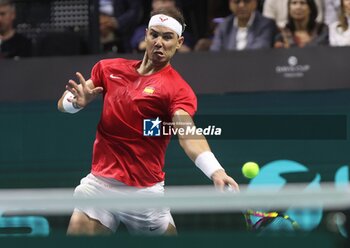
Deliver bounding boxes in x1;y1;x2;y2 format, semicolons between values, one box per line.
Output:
244;210;299;232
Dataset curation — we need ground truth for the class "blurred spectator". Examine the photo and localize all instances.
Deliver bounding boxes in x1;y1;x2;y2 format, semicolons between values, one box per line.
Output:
329;0;350;46
207;0;232;20
210;0;277;51
130;0;194;53
194;38;212;51
193;0;230;52
324;0;341;26
274;0;328;48
99;0;143;53
263;0;324;28
0;0;32;58
194;18;223;51
36;31;87;57
257;0;265;12
176;0;207;42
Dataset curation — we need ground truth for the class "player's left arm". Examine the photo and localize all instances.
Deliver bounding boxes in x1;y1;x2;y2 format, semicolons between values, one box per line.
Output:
173;109;239;191
58;72;103;113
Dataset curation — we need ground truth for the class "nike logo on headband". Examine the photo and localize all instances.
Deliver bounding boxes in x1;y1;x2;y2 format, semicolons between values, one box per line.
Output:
159;16;168;22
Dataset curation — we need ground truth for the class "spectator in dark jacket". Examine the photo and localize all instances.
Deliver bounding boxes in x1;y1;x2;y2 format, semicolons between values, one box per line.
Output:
210;0;278;51
0;0;32;58
99;0;143;53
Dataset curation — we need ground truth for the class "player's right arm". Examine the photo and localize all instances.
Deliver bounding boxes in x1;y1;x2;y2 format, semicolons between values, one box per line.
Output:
58;72;103;113
173;110;239;191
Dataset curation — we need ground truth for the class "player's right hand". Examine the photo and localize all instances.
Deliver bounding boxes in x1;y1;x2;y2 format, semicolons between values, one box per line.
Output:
211;169;239;192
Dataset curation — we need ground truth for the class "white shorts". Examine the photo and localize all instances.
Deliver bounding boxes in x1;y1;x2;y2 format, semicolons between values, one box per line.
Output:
73;173;175;235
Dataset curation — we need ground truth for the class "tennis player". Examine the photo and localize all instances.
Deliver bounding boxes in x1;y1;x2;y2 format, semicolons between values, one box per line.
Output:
58;7;239;236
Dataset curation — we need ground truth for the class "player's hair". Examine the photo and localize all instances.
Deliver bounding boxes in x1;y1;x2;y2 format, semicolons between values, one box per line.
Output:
150;8;186;34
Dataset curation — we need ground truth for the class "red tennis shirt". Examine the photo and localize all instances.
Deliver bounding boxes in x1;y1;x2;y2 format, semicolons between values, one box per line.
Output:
90;58;197;187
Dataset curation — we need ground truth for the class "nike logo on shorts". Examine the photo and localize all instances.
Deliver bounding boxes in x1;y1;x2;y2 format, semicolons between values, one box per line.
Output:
149;226;161;231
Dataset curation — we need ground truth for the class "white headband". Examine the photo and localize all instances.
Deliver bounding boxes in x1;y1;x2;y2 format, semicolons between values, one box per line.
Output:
148;14;183;37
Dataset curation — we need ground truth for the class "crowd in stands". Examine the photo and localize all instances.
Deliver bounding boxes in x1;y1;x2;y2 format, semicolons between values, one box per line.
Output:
0;0;350;59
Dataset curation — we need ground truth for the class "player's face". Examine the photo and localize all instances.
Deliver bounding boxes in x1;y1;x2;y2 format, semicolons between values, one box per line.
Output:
145;26;184;66
0;5;15;35
343;0;350;15
289;0;311;21
229;0;257;20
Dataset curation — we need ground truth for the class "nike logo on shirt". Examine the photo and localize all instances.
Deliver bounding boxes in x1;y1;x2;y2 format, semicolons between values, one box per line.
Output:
110;74;122;80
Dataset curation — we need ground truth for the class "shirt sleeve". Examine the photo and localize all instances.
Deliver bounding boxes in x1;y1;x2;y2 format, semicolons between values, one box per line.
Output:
169;84;197;117
90;61;104;88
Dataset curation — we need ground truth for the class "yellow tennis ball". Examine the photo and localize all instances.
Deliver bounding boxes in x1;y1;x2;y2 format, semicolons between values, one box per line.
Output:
242;162;260;179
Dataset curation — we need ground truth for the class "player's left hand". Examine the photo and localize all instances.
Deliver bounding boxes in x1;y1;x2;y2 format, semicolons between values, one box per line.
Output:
211;169;239;192
66;72;103;108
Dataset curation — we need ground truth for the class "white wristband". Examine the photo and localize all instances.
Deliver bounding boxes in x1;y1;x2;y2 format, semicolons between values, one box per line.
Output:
62;92;82;114
195;151;224;179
